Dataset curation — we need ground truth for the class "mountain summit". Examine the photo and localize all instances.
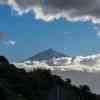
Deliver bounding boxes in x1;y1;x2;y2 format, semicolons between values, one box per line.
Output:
26;48;67;61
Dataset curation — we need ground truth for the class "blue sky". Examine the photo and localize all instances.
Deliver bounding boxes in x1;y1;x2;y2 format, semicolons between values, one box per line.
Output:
0;5;100;61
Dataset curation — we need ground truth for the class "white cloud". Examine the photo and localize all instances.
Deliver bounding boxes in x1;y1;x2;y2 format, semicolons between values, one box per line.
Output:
93;26;100;37
4;40;16;46
1;0;100;23
96;31;100;37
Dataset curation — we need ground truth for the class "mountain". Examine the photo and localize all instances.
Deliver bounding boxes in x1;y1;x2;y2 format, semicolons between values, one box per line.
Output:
26;48;67;61
15;50;100;94
17;49;100;73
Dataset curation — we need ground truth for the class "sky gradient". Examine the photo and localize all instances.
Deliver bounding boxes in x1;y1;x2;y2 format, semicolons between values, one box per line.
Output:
0;5;100;61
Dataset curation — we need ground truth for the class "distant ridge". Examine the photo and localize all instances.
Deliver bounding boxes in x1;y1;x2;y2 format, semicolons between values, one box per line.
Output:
26;48;67;61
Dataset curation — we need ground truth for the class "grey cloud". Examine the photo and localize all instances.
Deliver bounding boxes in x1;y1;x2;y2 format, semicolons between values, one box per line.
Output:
14;0;39;10
0;0;100;23
0;32;6;40
0;0;8;4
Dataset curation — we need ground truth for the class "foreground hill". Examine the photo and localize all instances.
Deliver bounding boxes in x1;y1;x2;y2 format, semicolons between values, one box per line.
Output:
0;62;98;100
53;70;100;94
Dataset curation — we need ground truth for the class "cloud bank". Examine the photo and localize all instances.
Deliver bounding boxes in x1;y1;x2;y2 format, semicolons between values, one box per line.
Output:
16;53;100;72
1;0;100;23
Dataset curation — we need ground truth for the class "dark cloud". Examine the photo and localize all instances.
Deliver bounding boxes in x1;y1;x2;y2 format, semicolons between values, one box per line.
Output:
0;0;100;23
14;0;38;9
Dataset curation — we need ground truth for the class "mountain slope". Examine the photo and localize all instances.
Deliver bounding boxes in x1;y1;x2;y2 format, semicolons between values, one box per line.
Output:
26;48;67;61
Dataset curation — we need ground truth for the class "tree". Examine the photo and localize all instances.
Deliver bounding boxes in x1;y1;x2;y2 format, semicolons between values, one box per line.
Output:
80;85;91;93
0;56;9;64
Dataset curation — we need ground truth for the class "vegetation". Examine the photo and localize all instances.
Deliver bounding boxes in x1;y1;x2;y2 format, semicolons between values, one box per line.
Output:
0;56;99;100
